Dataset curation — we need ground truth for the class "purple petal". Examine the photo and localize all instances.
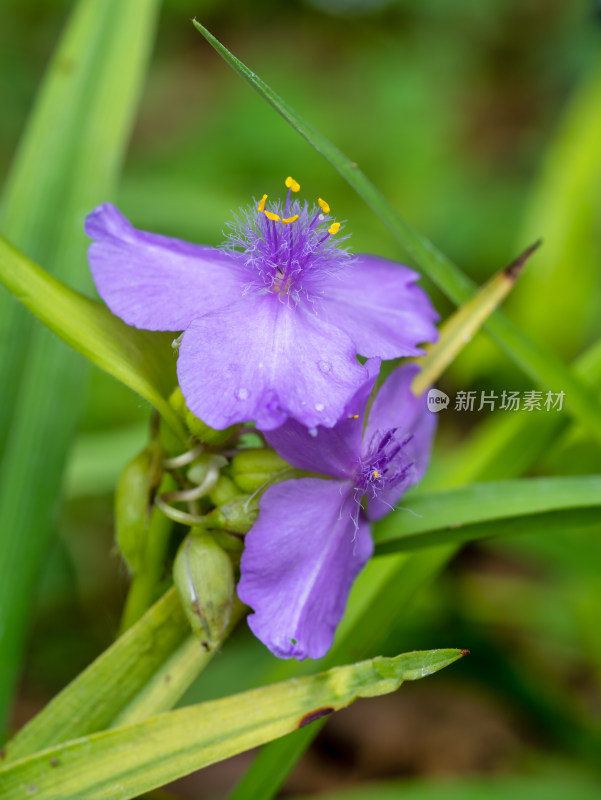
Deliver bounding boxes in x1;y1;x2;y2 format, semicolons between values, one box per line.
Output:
238;478;372;660
319;255;439;358
177;294;367;430
264;358;381;479
364;363;437;520
85;203;245;331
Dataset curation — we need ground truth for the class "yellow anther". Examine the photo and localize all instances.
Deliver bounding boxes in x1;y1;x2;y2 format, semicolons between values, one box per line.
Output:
285;176;300;192
328;222;341;235
373;470;380;479
264;210;280;222
257;194;268;212
282;215;299;225
318;198;330;214
349;414;359;420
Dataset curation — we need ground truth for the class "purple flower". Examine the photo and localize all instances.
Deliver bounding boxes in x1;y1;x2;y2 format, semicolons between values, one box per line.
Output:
85;178;438;430
237;361;436;660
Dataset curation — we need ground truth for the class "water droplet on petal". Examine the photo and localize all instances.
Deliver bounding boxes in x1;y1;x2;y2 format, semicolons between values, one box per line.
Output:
317;360;332;374
315;403;325;412
309;428;318;438
236;388;249;400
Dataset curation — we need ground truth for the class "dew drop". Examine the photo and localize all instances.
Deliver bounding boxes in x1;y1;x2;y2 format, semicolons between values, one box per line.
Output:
236;388;249;400
317;360;332;374
309;428;318;438
315;403;325;412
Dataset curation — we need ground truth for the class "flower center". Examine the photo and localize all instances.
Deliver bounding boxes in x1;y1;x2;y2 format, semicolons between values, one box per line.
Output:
224;176;351;303
355;429;415;501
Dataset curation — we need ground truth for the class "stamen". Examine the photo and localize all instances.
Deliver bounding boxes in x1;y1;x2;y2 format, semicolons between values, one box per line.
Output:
282;215;299;225
285;176;300;192
318;198;330;214
348;414;359;420
372;470;380;479
264;210;280;222
257;194;268;212
328;222;340;235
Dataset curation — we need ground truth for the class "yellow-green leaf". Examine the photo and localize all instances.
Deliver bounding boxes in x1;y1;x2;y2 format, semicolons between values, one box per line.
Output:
0;650;464;800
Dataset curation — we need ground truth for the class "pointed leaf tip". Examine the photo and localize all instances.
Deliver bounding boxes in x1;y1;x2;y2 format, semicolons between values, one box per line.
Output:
503;239;543;281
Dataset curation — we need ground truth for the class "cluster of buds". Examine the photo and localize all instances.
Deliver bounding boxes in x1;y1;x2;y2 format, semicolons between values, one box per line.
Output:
114;384;300;650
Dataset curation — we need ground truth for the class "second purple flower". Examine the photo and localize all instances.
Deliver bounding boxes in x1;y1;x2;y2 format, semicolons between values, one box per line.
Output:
238;361;437;660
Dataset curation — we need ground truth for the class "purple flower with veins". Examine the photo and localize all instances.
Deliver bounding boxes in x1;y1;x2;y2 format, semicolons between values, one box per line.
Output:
85;177;438;431
237;361;436;660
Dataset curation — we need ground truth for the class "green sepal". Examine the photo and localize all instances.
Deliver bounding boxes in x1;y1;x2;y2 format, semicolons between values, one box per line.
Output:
169;387;236;444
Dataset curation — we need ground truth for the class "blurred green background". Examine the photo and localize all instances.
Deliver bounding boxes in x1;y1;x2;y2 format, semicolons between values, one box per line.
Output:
1;0;601;798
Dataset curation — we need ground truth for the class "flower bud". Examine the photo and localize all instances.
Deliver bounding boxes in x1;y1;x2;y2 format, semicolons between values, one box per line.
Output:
212;495;259;534
230;448;289;493
115;444;162;573
208;474;243;507
169;387;235;444
173;531;235;651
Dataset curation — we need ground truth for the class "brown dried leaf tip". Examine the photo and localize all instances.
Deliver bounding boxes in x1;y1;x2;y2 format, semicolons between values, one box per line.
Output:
504;239;542;281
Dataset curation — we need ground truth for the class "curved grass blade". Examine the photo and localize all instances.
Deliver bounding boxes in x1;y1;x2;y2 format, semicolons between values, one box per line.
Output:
0;0;161;730
0;650;465;800
0;236;185;440
191;21;601;447
372;475;601;555
411;242;539;395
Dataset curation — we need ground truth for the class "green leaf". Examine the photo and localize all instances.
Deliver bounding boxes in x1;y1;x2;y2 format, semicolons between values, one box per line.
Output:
512;56;601;355
4;588;188;762
439;335;601;489
0;650;465;800
290;776;601;800
0;236;185;439
372;475;601;554
191;21;601;447
5;589;246;763
411;243;538;396
0;0;161;729
228;547;453;800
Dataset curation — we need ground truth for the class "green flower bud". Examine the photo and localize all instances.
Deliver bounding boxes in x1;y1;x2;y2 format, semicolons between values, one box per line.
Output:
208;474;243;507
212;494;259;534
115;444;162;573
169;387;235;444
230;447;289;493
173;532;235;651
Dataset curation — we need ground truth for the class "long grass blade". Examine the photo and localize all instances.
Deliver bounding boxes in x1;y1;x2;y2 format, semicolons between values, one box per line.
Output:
0;0;161;730
191;21;601;446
